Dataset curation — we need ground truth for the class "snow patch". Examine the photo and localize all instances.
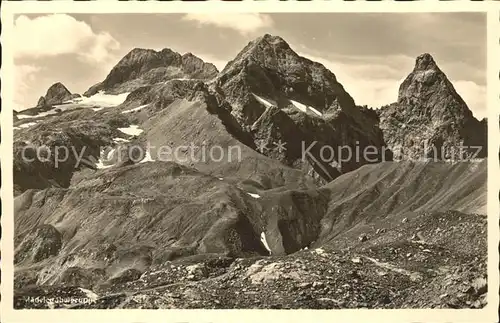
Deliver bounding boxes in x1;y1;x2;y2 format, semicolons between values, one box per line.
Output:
308;106;323;117
16;92;128;119
289;99;323;117
122;104;149;114
260;232;271;254
118;125;143;136
218;177;224;181
247;192;261;199
17;108;60;119
95;148;115;169
164;78;192;83
139;150;154;163
63;95;84;104
106;148;115;160
79;91;130;108
113;137;130;143
95;159;113;169
18;122;38;129
252;93;275;108
290;99;307;113
17;114;36;120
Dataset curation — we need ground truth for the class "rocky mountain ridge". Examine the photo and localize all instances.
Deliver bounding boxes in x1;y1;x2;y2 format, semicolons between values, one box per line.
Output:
13;33;487;309
13;34;486;197
84;48;219;96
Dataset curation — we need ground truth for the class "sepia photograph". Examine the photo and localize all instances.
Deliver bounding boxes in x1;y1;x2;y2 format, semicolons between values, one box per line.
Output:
1;3;499;323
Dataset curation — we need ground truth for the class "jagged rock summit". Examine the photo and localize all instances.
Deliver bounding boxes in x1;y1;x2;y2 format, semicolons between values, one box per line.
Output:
36;82;75;108
215;33;358;124
397;53;472;116
378;53;486;160
84;48;219;96
15;82;77;116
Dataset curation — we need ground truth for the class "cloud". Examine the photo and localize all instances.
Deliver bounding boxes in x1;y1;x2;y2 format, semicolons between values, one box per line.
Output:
298;51;404;108
297;50;486;119
14;64;43;110
182;13;273;35
453;80;486;119
16;64;41;83
193;53;228;72
14;14;120;64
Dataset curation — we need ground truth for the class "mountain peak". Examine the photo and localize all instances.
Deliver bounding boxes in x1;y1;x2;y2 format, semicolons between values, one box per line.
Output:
226;34;291;64
42;82;72;107
414;53;438;71
379;53;486;160
397;53;447;103
47;82;70;93
124;48;157;59
129;47;154;53
246;34;291;54
84;47;218;96
257;33;288;45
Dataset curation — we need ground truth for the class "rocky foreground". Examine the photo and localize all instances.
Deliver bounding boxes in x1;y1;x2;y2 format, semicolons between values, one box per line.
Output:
14;209;487;309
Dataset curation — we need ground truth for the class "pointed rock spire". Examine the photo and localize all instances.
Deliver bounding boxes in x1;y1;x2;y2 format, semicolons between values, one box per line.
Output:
44;82;72;105
379;53;486;160
215;33;358;124
414;53;439;71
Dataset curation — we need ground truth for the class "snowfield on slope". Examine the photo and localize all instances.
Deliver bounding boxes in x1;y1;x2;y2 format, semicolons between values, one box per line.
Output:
17;110;58;119
75;91;130;108
260;232;272;254
250;94;323;117
16;92;131;120
95;148;115;169
17;122;38;129
118;125;144;136
122;104;150;114
252;93;276;108
289;99;323;117
139;150;154;163
113;138;130;143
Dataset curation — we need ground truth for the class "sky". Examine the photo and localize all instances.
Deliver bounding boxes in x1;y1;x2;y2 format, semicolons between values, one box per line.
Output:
13;12;487;119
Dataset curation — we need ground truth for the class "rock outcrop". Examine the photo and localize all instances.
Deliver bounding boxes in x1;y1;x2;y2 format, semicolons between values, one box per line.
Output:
13;120;124;194
17;82;74;116
32;82;74;109
43;82;73;106
15;224;63;264
378;53;486;160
